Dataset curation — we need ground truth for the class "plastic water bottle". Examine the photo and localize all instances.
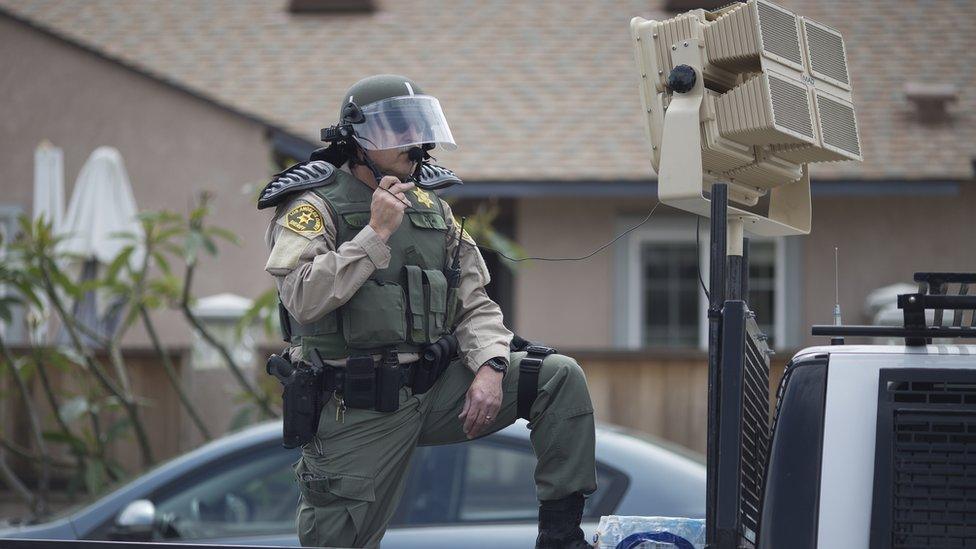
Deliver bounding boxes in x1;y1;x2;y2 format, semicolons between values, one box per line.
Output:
593;516;706;549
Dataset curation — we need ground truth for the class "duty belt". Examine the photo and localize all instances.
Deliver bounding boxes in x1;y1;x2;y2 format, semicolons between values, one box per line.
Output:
315;357;418;394
267;334;458;448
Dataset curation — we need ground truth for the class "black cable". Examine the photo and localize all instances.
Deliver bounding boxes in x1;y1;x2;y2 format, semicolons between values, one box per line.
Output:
349;137;663;265
369;176;663;264
462;202;661;263
696;216;710;301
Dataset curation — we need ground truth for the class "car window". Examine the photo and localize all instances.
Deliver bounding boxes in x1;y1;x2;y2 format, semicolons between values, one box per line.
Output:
458;441;538;521
149;446;299;540
457;440;625;522
391;443;466;526
393;437;627;526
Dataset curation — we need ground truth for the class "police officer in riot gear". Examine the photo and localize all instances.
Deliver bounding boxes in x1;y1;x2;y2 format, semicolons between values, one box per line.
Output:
260;74;596;548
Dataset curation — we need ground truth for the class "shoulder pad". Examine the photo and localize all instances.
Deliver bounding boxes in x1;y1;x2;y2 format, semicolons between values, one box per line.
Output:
415;162;463;191
257;161;336;210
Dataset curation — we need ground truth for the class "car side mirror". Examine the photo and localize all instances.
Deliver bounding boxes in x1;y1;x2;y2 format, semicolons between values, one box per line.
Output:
111;499;156;541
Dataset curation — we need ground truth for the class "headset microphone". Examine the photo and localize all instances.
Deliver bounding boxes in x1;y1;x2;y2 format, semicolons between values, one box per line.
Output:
407;147;426;162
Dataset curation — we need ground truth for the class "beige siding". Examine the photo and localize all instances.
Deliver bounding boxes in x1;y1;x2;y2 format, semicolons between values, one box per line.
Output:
0;16;277;347
801;185;976;346
513;196;655;348
514;186;976;350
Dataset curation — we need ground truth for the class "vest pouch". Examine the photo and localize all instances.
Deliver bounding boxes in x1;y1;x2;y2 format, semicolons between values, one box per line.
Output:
407;211;447;231
403;265;427;344
341;280;407;349
340;211;371;230
422;269;448;343
296;312;342;361
343;356;375;409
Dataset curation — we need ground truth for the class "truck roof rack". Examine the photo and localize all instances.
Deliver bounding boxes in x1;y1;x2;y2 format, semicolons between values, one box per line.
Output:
812;272;976;346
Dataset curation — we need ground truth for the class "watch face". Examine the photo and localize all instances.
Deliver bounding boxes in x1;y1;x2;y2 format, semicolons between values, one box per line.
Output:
487;358;507;372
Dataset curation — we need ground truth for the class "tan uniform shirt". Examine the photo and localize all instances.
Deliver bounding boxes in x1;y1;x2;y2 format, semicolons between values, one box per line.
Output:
264;180;512;373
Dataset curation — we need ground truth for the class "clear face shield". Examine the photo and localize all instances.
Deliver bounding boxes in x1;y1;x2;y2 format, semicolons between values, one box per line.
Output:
352;95;457;152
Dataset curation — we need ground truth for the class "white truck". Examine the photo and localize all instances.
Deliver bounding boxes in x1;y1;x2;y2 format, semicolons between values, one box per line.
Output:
620;1;975;548
765;273;976;549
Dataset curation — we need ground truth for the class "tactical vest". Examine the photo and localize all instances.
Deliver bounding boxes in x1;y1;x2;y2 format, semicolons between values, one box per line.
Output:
288;169;452;360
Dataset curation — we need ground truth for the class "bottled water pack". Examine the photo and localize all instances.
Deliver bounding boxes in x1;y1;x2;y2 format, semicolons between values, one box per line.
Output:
593;516;706;549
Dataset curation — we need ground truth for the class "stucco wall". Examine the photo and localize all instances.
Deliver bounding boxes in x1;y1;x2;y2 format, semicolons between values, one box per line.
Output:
513;196;654;348
0;16;278;347
801;185;976;347
514;186;976;350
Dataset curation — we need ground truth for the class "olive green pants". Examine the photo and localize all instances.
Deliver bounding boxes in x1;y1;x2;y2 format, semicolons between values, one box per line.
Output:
294;351;597;548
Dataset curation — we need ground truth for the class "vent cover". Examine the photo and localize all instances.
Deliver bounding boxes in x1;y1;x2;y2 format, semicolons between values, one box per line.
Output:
872;370;976;549
757;0;802;67
769;91;861;163
804;20;850;88
715;300;772;546
740;330;772;539
817;93;861;158
769;74;814;139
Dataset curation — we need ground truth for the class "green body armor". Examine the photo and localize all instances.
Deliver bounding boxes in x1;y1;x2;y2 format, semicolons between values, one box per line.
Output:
288;169;453;360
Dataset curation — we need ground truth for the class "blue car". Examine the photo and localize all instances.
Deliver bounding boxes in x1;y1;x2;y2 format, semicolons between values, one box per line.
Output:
0;420;705;547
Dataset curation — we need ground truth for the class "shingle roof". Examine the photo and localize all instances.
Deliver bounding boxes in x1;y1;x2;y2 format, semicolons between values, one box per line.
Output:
2;0;974;180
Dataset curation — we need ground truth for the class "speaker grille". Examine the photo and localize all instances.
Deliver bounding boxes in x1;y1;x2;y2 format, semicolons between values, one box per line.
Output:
817;93;860;158
769;74;814;140
805;21;850;86
757;1;802;66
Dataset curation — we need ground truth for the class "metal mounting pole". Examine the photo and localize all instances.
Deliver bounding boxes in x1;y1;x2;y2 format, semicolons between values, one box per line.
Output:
727;218;745;301
705;183;728;546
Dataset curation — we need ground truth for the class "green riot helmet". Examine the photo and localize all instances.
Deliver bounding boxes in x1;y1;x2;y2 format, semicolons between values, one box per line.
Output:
339;74;457;152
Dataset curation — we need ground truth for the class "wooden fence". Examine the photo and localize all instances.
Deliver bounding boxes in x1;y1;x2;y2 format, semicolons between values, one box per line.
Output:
1;346;795;483
573;348;792;454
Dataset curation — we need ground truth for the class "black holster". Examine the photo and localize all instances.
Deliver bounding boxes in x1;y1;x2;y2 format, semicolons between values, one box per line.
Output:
267;353;323;449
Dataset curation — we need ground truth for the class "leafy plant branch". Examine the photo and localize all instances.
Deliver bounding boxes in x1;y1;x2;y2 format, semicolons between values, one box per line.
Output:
174;194;277;419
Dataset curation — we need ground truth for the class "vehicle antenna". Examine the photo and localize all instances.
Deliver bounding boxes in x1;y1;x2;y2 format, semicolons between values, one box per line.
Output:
833;246;842;326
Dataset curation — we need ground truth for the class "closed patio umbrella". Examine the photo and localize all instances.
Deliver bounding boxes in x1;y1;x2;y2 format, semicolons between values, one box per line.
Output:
33;140;65;233
58;147;144;346
28;140;65;342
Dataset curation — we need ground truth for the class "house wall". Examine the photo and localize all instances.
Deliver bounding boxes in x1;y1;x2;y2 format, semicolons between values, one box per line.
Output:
514;185;976;350
513;196;654;348
0;16;277;347
801;184;976;346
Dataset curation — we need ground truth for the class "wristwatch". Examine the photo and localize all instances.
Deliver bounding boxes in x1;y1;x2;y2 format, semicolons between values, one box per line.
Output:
483;357;508;376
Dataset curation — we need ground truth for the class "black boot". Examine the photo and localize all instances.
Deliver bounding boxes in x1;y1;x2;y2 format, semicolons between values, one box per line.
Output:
536;492;592;548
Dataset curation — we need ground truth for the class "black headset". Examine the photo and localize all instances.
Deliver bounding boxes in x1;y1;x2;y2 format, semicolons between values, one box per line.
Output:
319;101;434;183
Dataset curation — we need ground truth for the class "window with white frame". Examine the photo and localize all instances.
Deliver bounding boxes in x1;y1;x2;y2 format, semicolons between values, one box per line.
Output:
618;215;790;350
641;241;700;346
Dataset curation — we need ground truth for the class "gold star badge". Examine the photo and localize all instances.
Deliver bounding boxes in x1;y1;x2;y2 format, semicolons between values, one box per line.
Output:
285;204;323;235
413;188;435;208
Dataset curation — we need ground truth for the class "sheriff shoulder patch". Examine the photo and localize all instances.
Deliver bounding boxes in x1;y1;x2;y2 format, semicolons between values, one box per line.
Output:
285;203;324;236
